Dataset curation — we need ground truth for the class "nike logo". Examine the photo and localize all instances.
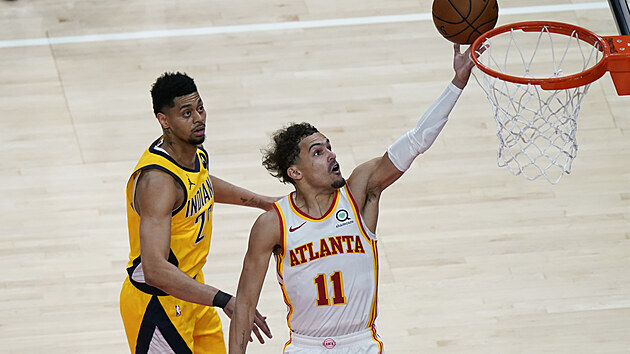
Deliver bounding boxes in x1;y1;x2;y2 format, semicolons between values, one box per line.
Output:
289;221;306;232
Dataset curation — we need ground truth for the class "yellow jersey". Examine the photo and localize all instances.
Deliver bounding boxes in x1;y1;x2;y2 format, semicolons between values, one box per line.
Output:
124;137;214;295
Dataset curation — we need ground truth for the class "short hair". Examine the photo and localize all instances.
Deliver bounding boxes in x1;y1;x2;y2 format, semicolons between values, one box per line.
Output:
150;72;198;116
262;122;319;185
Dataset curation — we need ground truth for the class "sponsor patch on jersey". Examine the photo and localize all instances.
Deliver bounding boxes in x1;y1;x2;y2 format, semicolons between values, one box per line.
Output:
335;209;354;228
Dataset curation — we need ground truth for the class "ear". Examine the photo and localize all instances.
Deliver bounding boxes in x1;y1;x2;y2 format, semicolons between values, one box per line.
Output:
156;112;169;129
287;166;302;181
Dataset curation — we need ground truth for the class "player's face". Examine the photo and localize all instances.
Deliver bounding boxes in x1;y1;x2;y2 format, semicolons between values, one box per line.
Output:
295;133;345;189
162;92;206;145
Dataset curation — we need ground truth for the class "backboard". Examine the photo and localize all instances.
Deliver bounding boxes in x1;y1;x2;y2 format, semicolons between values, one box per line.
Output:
609;0;630;34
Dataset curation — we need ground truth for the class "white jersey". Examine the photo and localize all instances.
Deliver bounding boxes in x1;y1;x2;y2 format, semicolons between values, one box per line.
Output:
273;184;380;340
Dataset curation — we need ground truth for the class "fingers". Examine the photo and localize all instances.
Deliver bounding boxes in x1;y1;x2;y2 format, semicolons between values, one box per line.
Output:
475;42;489;56
466;47;476;68
254;311;272;338
454;43;474;67
252;325;265;344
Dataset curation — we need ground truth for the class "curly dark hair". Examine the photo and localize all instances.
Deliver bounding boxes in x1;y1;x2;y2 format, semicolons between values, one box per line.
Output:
262;122;319;185
150;72;198;116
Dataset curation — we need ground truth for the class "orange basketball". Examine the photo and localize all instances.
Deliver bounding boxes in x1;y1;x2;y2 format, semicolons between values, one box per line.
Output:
432;0;499;44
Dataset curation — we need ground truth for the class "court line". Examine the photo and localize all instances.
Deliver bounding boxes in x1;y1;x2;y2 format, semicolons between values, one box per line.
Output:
0;2;610;49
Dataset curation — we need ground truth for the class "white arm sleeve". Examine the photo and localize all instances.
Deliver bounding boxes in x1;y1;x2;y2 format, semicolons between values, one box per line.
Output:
386;82;463;172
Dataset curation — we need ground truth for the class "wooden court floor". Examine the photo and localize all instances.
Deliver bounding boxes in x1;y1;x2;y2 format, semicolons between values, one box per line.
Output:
1;0;628;352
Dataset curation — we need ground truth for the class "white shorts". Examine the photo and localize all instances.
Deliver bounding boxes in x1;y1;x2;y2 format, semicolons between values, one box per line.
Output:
283;327;383;353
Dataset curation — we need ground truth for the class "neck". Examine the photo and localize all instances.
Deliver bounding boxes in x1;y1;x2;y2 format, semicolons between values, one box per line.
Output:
292;187;337;219
161;135;198;169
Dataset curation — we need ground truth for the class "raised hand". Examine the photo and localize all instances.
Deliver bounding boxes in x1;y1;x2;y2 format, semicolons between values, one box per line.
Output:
451;44;477;89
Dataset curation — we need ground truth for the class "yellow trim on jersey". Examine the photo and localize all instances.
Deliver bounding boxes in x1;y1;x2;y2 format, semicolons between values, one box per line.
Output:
274;202;287;282
288;189;340;222
367;238;379;327
273;202;295;332
282;336;293;353
370;325;384;353
280;281;294;332
344;185;380;328
276;185;379;338
343;186;372;241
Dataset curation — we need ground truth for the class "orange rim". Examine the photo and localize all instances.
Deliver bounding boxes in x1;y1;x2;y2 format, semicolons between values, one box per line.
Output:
471;21;610;90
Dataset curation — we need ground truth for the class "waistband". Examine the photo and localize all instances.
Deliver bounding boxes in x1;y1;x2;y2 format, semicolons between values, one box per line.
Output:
289;326;380;348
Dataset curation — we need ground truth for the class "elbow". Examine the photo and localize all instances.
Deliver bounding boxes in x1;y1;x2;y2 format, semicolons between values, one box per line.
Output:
143;269;160;288
142;262;166;289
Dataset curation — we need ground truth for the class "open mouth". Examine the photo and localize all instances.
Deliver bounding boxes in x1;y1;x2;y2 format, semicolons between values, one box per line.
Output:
330;161;340;173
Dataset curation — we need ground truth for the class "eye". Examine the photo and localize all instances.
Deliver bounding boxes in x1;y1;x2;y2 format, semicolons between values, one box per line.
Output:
183;110;192;118
198;105;204;113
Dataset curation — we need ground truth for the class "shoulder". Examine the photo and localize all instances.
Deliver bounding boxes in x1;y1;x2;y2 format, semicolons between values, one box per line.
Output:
248;208;282;252
254;208;282;234
134;168;185;207
132;168;185;216
347;152;403;207
347;156;383;186
131;145;187;188
136;168;182;190
346;158;381;207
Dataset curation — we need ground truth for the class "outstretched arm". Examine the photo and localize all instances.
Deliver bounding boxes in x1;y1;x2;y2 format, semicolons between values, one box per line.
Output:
229;211;281;353
211;175;279;211
347;44;476;228
387;44;475;174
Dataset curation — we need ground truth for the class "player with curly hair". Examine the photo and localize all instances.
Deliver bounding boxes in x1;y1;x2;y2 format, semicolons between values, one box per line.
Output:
229;45;476;353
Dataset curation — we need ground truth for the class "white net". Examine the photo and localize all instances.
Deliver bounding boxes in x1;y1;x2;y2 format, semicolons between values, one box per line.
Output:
472;25;603;183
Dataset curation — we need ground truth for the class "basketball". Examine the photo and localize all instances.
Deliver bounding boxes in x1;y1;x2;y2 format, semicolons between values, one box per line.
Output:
432;0;499;44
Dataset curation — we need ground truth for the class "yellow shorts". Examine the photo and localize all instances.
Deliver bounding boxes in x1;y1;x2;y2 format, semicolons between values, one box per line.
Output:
120;277;225;354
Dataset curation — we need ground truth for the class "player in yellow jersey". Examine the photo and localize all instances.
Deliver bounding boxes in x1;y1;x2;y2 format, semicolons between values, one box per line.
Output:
120;72;275;353
228;45;476;353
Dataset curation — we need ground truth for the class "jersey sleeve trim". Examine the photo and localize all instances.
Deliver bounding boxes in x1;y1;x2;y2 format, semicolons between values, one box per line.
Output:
288;189;340;222
134;165;188;216
344;185;377;240
148;136;201;173
272;201;287;282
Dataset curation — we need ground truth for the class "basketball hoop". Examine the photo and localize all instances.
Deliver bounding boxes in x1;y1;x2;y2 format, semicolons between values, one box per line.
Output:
470;21;630;183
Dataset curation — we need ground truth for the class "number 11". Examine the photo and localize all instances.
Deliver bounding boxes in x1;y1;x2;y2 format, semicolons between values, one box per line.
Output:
314;271;346;306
